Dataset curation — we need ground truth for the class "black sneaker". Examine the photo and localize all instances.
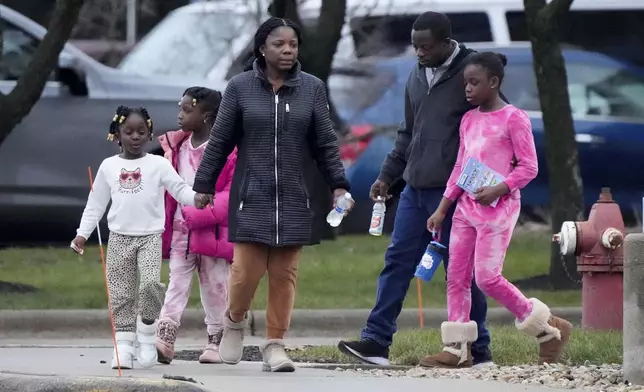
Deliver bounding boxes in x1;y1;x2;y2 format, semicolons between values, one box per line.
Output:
338;339;390;366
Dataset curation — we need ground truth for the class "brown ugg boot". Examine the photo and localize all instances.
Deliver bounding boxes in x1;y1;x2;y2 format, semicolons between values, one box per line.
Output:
419;321;478;368
515;298;573;364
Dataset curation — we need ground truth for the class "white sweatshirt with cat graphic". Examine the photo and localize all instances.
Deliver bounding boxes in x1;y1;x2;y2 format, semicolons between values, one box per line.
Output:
77;154;196;239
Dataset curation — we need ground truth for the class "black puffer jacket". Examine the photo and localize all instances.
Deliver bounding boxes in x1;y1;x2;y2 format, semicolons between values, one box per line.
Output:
193;61;350;247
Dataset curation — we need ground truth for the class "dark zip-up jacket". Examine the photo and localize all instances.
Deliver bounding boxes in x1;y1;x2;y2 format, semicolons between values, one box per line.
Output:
193;61;350;247
378;44;479;189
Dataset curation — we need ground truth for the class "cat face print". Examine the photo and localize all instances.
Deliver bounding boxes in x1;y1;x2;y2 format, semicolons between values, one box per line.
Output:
119;168;141;190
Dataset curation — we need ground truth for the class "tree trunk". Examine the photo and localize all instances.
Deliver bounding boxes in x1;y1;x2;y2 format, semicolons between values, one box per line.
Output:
270;0;348;241
0;0;86;145
524;0;584;289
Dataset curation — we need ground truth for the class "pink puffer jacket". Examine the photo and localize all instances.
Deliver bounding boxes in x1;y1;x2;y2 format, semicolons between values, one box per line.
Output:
158;130;236;261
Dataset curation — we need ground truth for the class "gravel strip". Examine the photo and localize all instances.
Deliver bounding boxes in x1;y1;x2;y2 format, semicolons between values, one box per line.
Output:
342;363;644;392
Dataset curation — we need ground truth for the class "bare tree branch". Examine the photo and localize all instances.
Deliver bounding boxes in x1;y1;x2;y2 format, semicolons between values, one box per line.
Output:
0;0;86;145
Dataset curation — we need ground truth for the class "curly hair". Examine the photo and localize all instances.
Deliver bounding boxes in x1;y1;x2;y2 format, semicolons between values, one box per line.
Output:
107;105;153;145
182;86;223;124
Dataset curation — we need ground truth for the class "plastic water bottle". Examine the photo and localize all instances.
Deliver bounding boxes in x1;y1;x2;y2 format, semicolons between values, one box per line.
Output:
369;197;386;236
326;192;353;227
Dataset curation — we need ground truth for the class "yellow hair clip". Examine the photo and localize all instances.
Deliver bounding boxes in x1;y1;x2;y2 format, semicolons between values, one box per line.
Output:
119;115;125;124
147;119;153;128
192;98;197;107
112;114;118;122
107;133;114;141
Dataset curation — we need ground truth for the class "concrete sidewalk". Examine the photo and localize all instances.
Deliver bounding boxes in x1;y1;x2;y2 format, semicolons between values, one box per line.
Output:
0;307;582;338
0;345;575;392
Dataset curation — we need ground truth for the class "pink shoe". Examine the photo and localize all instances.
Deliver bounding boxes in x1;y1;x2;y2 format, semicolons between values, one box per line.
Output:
156;320;177;364
199;331;224;364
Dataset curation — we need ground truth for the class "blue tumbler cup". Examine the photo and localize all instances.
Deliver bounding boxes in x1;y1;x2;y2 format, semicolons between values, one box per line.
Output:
415;232;447;282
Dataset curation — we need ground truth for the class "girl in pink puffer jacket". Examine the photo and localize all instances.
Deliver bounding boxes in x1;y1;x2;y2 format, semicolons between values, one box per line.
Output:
156;87;236;365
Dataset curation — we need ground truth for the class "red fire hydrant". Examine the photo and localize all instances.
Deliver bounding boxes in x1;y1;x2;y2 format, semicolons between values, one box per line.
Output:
552;187;625;331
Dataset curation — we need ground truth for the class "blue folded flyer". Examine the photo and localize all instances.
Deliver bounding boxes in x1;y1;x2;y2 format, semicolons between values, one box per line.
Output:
456;157;506;207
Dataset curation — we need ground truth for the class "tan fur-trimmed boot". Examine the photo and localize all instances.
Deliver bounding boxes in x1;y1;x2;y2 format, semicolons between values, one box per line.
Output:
516;298;573;364
419;321;478;368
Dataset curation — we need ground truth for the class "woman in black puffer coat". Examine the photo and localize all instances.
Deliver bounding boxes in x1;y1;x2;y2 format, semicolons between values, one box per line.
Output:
192;17;351;372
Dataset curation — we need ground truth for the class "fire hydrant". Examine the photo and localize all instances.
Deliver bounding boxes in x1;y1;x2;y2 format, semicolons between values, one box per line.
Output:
552;187;625;331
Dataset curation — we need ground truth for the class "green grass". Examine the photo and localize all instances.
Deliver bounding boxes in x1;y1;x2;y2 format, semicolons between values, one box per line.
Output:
0;231;580;309
289;326;622;366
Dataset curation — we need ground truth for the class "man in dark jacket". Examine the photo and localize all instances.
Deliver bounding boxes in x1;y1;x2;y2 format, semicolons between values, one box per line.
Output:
338;11;493;367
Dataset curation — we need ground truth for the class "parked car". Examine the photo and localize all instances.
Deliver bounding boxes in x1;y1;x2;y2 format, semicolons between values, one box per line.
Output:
330;43;644;231
117;0;644;88
0;5;220;245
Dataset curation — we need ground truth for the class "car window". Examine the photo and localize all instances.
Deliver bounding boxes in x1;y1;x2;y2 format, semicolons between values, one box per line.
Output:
0;21;44;81
502;63;644;119
506;10;644;68
349;12;493;58
327;65;397;123
118;10;256;77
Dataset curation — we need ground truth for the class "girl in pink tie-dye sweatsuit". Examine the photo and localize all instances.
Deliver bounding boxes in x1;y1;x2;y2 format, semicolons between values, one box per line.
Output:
156;87;237;365
422;52;572;369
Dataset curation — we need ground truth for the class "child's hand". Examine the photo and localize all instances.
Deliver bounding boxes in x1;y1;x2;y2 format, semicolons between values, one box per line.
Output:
195;193;213;209
70;236;86;255
475;184;509;206
427;210;446;233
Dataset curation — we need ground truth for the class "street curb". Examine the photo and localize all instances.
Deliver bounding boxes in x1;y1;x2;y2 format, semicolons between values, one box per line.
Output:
0;371;208;392
297;363;414;371
0;307;582;337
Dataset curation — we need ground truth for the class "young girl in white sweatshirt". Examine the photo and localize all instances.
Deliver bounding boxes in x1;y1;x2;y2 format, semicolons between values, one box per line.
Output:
71;105;207;370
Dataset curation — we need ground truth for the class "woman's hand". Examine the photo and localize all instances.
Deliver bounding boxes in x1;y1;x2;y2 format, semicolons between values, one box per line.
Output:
333;188;354;212
195;193;213;209
475;183;509;206
70;235;86;255
427;210;446;233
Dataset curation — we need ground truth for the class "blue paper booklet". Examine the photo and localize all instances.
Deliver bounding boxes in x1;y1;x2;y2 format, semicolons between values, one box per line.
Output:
456;157;506;207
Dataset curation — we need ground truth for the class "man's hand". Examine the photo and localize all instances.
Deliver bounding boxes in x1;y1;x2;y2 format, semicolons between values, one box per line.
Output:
475;184;509;206
195;193;213;209
70;236;86;255
369;179;391;202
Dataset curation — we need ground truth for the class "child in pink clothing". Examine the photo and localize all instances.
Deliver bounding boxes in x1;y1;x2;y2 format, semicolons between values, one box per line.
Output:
156;87;237;365
422;52;572;369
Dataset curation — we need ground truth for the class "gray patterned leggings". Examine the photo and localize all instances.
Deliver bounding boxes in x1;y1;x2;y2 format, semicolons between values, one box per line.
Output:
106;232;165;332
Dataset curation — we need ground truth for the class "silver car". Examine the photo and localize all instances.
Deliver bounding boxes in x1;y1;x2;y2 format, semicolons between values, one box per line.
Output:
0;5;220;244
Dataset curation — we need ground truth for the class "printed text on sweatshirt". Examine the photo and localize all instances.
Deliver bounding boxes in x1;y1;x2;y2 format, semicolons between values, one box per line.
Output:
77;154;196;239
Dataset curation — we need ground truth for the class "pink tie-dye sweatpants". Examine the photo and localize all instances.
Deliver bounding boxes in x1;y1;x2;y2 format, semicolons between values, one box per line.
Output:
446;196;532;322
159;221;229;335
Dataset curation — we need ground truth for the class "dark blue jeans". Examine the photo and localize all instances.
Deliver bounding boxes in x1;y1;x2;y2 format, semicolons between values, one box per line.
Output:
361;185;491;361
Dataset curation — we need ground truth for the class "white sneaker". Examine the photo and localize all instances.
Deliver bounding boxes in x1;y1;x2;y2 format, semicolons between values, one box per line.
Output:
473;360;497;369
111;331;136;370
136;316;158;369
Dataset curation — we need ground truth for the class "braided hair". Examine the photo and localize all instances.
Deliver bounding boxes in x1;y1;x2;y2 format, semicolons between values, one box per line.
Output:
182;86;223;124
467;52;508;86
243;17;302;72
107;105;153;145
